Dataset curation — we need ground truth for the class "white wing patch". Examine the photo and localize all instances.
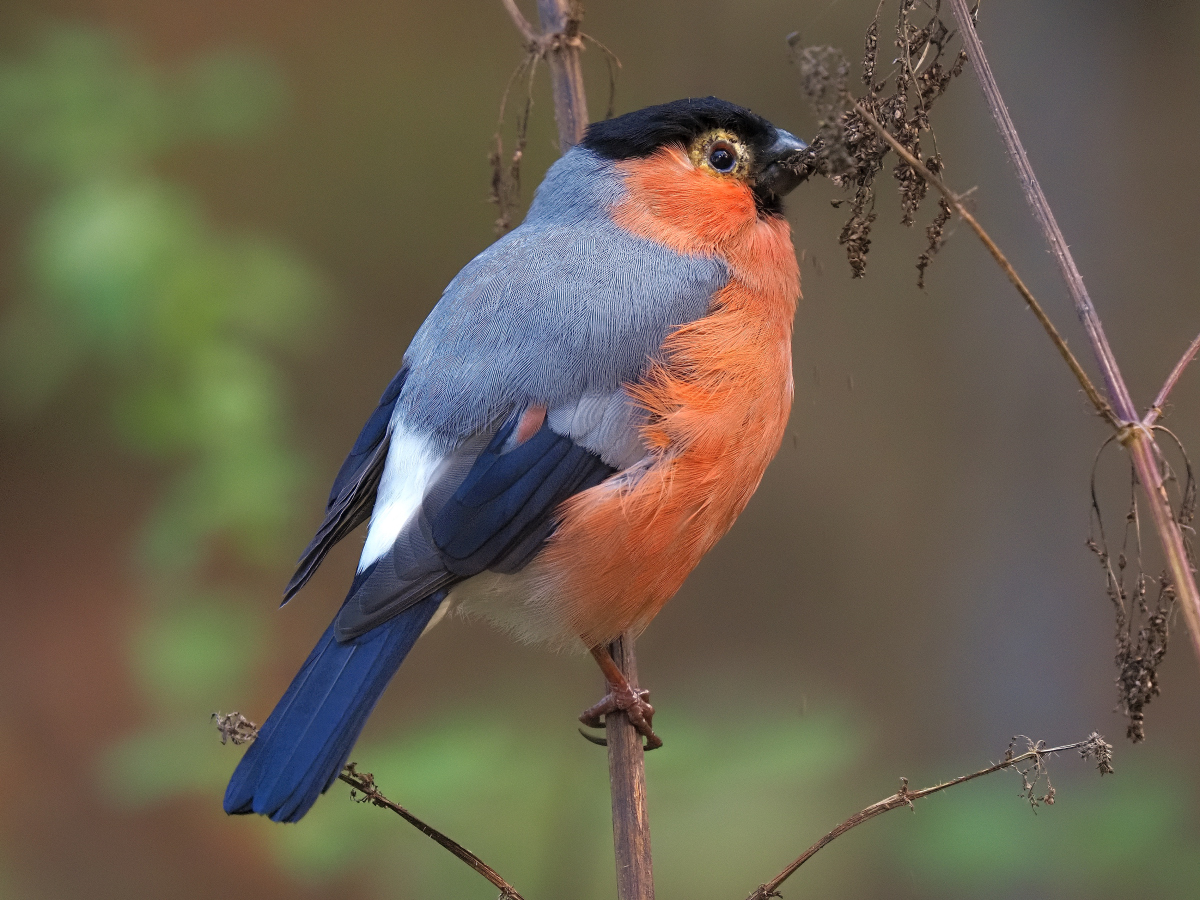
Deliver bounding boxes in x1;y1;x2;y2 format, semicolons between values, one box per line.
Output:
358;426;442;571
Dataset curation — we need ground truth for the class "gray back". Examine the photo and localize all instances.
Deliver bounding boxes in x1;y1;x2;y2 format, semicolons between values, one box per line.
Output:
396;148;728;446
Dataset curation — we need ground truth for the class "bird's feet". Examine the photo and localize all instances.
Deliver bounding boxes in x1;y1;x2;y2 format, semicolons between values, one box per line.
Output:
579;645;663;750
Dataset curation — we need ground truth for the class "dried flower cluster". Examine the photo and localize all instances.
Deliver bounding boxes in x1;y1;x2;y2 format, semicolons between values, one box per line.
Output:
1004;736;1058;810
1089;437;1195;741
1003;733;1114;813
1080;731;1115;776
212;710;259;746
791;0;966;283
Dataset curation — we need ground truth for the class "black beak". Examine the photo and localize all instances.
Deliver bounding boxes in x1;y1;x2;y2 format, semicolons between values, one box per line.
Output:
755;128;810;199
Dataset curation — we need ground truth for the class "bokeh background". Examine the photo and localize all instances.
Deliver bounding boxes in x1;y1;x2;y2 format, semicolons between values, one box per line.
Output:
1;1;1198;898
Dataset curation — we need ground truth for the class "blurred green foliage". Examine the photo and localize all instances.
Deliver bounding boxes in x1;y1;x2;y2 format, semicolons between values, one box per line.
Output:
0;21;322;826
104;708;867;899
0;28;281;177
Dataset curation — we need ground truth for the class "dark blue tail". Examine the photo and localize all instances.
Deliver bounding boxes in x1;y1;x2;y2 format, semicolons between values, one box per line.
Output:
224;591;444;822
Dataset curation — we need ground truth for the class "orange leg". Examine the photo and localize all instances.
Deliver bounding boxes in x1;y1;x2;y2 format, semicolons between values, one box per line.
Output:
579;644;663;750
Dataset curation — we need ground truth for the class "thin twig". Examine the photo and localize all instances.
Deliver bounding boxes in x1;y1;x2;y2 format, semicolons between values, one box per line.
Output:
339;764;525;900
945;0;1200;669
500;0;540;44
213;717;525;898
1144;331;1200;427
744;734;1114;900
946;0;1131;415
489;50;540;234
581;32;622;120
848;98;1117;427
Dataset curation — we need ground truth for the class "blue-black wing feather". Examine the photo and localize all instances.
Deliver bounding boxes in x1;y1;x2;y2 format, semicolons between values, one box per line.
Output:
334;414;614;640
431;418;614;574
283;368;409;602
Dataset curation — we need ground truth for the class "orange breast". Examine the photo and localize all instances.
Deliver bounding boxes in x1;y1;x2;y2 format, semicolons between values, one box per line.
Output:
526;146;801;649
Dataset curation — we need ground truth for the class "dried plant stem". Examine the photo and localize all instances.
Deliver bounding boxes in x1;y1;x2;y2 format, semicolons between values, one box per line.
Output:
744;735;1112;900
214;714;527;898
500;0;590;150
339;765;525;900
1145;331;1200;427
499;4;653;897
948;0;1131;411
500;0;540;43
537;0;589;149
848;100;1115;426
943;0;1200;669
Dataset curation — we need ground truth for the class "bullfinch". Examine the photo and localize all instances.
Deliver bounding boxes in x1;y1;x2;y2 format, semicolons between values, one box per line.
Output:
224;97;809;822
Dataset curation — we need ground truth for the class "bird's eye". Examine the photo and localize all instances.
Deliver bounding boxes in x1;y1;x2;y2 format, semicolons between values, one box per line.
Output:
707;140;738;173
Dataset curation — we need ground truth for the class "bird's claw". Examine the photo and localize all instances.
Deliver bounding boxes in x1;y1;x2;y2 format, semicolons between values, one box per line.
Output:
577;727;609;746
579;685;663;750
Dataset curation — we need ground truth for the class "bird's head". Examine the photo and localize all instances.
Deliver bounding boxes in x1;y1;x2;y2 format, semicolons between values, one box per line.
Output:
580;97;809;221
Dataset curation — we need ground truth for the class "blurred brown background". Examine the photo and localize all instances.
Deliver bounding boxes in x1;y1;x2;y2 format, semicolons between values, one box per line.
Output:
1;1;1198;898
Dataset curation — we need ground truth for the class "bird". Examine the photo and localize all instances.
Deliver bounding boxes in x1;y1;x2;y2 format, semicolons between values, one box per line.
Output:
224;96;809;822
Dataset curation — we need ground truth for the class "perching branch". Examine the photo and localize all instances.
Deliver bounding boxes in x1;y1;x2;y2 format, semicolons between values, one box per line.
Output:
942;0;1200;670
744;734;1114;900
339;764;526;900
499;5;654;898
604;633;656;900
